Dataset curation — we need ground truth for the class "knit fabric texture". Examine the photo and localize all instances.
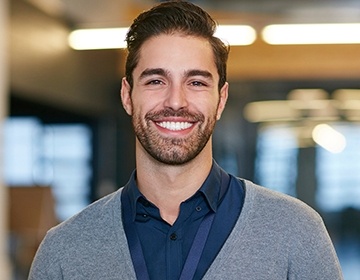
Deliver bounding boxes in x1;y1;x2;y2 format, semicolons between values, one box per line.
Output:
29;178;343;280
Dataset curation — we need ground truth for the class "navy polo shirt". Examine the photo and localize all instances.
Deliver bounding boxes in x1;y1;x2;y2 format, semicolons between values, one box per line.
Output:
122;161;245;280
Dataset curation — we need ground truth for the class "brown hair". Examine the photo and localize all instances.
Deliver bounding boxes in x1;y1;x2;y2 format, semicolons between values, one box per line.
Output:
125;0;229;91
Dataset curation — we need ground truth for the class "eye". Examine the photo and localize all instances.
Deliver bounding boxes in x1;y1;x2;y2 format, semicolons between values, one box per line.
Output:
146;79;164;85
190;81;207;87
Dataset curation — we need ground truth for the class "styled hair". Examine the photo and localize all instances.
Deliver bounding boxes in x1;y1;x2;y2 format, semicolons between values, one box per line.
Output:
125;0;229;91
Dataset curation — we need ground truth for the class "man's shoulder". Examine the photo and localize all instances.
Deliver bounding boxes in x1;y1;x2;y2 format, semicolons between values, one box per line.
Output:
47;188;124;243
29;188;133;279
234;177;322;224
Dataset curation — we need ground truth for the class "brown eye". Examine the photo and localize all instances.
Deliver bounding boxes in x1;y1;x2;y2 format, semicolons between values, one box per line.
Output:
191;81;206;87
146;80;164;85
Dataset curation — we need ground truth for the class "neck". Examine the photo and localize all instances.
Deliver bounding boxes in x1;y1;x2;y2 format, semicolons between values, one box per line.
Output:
135;142;213;225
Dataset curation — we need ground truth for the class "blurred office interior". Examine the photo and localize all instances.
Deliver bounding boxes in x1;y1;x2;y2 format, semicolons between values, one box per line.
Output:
1;0;360;279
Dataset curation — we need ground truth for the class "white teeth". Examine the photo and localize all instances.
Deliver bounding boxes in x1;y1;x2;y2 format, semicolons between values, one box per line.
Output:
157;121;193;131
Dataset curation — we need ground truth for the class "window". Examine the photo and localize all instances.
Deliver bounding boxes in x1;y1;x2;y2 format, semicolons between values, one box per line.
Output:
4;117;92;221
316;123;360;212
255;125;298;196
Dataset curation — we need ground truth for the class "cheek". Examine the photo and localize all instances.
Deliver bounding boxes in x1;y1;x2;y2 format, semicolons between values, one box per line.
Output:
198;97;221;114
131;98;157;121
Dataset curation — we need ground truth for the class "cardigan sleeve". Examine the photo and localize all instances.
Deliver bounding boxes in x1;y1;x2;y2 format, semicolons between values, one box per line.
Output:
28;230;64;280
287;216;343;280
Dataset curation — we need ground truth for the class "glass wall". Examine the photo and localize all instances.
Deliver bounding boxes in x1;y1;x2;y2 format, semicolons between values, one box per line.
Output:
4;117;92;221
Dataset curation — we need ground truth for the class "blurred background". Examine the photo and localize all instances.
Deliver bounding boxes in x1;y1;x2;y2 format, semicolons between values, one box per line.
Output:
1;0;360;279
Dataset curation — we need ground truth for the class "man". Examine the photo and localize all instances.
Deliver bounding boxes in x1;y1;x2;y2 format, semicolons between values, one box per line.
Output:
29;1;343;279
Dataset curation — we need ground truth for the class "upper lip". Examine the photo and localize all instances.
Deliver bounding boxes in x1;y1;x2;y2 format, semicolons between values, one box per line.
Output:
146;109;203;124
153;116;195;122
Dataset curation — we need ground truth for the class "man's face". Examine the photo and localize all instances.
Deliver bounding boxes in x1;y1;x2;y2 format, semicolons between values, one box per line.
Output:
121;33;228;165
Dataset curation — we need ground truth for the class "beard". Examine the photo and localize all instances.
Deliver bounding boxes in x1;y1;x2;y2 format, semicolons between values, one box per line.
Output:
132;107;217;165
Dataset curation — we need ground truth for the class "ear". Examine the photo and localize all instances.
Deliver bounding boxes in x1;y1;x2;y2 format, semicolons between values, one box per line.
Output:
216;82;229;120
120;77;133;116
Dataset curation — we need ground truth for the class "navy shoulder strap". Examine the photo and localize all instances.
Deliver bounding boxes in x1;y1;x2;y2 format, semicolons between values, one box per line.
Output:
122;188;150;280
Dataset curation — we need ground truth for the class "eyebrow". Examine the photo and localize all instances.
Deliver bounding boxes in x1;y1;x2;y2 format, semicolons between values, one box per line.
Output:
139;68;214;81
185;69;213;80
139;68;168;80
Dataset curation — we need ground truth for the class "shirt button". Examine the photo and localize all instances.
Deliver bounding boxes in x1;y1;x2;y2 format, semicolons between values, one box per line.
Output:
170;233;177;241
196;206;202;212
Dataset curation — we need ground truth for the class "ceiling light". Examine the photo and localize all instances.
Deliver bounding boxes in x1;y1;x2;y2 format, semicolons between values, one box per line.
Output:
262;23;360;45
215;25;256;46
312;124;346;153
68;28;129;50
333;89;360;101
68;25;256;50
288;89;328;101
333;89;360;121
243;100;301;123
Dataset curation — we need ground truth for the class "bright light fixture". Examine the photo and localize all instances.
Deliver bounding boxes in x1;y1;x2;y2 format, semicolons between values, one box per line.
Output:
262;23;360;45
312;124;346;153
68;25;256;50
68;28;129;50
215;25;256;46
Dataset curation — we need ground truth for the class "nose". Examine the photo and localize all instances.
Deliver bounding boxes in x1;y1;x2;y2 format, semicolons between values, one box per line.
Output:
163;84;188;111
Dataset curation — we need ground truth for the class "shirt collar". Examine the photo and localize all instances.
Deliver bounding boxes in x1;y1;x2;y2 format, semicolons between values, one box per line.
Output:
124;160;223;221
197;160;222;212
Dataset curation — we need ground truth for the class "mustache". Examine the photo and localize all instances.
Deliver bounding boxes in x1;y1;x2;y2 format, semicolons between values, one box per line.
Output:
145;108;205;122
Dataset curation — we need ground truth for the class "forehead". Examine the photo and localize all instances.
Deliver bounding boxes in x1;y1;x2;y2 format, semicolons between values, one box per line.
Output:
134;33;218;78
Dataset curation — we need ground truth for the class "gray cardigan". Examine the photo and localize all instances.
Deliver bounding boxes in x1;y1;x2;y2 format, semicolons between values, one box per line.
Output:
29;179;343;279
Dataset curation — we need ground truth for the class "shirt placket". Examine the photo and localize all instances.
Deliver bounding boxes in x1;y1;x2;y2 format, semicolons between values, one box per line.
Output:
166;225;183;280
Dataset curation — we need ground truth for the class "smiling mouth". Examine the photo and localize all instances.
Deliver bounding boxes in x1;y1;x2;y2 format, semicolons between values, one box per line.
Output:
156;121;193;131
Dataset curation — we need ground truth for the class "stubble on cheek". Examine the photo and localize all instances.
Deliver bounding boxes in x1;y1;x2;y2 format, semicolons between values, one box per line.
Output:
132;109;216;165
